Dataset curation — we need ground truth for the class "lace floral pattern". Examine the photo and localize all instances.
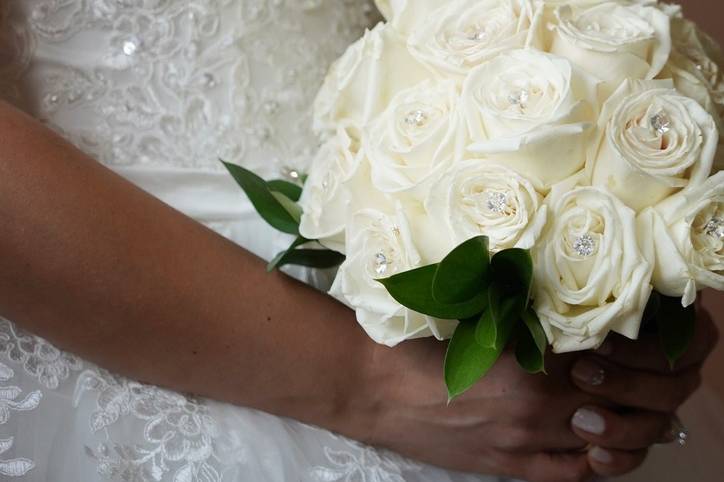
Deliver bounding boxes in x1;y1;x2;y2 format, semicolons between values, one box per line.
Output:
0;318;83;477
0;319;66;478
0;318;84;390
0;361;41;478
310;440;423;482
75;369;222;482
2;0;378;174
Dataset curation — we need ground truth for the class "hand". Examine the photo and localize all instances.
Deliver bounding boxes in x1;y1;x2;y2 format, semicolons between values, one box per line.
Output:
569;304;719;478
360;339;598;482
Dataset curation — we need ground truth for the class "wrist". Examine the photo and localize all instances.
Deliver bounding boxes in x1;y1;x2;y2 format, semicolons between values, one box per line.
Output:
322;333;393;444
336;336;446;446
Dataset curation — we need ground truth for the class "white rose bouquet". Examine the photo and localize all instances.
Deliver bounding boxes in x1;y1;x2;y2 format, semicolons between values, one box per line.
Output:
223;0;723;399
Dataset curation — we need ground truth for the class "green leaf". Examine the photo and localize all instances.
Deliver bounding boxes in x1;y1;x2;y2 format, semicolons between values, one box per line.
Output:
475;249;533;351
432;236;490;304
379;265;488;319
656;295;696;369
516;326;546;375
641;291;662;334
475;282;525;350
521;308;548;356
271;191;302;223
267;236;308;272
222;161;300;234
269;248;345;271
644;291;662;321
267;179;303;202
444;319;504;400
490;248;533;300
516;308;547;374
473;309;495;349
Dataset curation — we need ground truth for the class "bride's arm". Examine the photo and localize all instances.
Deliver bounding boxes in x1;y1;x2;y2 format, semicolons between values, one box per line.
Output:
0;100;375;432
0;100;711;481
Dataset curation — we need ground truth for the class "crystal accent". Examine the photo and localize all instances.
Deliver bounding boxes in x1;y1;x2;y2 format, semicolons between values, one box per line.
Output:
321;173;331;190
122;39;138;56
675;426;689;447
486;191;508;214
201;73;216;87
31;5;49;21
404;109;428;127
468;28;486;41
704;217;724;240
507;89;529;108
263;100;280;114
44;93;60;109
650;110;671;135
283;167;300;180
374;252;389;276
573;234;596;257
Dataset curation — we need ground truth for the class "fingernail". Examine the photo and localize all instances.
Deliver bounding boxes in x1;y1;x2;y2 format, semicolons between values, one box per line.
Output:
595;339;614;356
589;446;613;464
572;359;606;386
572;408;606;435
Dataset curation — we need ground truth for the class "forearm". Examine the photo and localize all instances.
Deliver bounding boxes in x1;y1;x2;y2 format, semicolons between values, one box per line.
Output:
0;100;379;436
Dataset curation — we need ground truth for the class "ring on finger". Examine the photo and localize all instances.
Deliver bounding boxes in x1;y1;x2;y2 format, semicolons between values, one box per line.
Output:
659;415;689;447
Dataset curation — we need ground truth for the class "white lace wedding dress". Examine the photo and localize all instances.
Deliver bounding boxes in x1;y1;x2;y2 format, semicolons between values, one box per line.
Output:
0;1;723;481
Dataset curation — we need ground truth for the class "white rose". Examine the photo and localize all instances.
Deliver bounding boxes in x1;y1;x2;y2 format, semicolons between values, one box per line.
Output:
664;17;724;170
671;18;724;101
665;51;721;122
374;0;393;20
365;79;462;194
299;126;362;252
424;161;547;261
313;23;429;134
591;79;718;212
542;0;610;6
543;0;658;7
329;207;457;346
464;49;599;190
406;0;540;76
663;53;724;173
371;0;441;32
666;18;724;115
637;172;724;307
549;2;671;87
533;181;653;353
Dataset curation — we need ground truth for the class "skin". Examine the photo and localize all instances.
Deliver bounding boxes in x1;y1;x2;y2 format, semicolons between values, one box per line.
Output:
569;303;719;478
0;99;718;482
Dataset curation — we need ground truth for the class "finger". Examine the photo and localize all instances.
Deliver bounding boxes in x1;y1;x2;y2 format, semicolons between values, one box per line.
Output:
570;406;670;450
597;307;719;373
571;357;702;412
489;418;588;453
497;450;593;482
587;447;648;478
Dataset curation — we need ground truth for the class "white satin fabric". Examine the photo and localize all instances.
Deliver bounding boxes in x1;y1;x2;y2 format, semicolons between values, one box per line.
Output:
0;1;722;481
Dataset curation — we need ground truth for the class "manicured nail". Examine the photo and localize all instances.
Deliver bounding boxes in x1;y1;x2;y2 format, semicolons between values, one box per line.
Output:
589;446;613;464
572;408;606;435
595;339;614;356
572;359;606;386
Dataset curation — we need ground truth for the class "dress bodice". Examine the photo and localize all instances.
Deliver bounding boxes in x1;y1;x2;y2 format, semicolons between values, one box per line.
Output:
0;0;376;175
